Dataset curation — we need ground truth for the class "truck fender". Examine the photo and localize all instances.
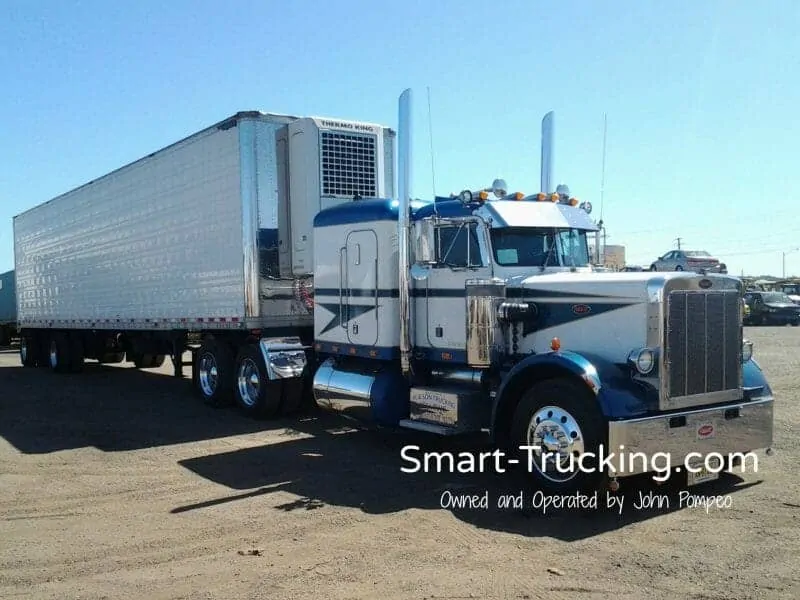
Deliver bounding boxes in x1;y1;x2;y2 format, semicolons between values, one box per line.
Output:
490;350;602;447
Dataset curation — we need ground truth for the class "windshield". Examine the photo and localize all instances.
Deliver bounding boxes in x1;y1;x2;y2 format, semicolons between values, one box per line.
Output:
763;292;793;303
490;227;590;267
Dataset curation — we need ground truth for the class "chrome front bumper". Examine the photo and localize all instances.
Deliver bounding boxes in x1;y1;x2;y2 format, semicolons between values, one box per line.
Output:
607;396;773;478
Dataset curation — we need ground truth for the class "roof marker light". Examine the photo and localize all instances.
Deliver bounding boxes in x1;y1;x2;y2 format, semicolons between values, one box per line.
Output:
536;193;546;201
550;193;559;202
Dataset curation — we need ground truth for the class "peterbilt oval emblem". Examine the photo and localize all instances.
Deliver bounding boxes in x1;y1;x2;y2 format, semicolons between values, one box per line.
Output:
572;304;591;315
699;278;712;289
697;424;714;438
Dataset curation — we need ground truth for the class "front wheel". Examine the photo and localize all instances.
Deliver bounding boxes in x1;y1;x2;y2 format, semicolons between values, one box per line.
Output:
510;378;607;494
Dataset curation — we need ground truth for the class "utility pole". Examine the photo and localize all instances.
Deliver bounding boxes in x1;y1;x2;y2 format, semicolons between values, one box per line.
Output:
675;237;682;250
783;248;800;278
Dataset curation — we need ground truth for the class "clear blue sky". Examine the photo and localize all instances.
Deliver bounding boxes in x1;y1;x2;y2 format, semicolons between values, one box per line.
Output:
1;0;798;276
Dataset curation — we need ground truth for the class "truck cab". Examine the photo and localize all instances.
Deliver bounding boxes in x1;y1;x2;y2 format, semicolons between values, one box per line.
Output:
310;183;774;494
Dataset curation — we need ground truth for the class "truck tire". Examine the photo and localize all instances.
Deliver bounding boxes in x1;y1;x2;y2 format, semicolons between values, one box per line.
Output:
68;334;84;373
509;378;607;495
48;332;72;374
195;340;234;407
130;353;166;369
233;344;282;419
99;352;125;364
20;335;37;367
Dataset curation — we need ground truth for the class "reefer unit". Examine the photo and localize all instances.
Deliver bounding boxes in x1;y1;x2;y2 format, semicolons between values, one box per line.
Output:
13;112;395;332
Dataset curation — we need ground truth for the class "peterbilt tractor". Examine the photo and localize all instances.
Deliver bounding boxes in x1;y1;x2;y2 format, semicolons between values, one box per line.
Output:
12;89;774;494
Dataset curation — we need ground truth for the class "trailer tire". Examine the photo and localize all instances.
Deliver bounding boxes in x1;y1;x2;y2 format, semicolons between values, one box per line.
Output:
20;335;36;367
509;378;607;495
48;332;72;374
233;344;282;419
68;334;84;373
131;353;166;369
195;340;234;407
99;352;125;364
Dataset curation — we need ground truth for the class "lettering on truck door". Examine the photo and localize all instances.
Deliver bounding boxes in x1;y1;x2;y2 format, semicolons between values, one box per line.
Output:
344;229;379;346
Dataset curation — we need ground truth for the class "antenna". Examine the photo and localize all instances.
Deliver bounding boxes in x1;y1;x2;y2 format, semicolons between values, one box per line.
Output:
427;86;436;198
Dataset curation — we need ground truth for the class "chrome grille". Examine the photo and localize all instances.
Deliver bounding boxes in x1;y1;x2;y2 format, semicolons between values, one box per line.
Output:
664;289;741;401
320;131;377;198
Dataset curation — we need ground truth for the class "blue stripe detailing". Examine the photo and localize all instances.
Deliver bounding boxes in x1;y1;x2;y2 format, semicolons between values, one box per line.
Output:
313;341;468;364
314;341;400;360
312;198;479;228
313;287;638;300
413;347;468;364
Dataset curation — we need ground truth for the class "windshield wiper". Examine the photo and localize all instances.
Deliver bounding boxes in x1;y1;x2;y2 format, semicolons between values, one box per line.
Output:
540;240;557;271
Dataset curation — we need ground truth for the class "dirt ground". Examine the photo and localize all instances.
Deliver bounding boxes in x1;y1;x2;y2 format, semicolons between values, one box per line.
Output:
0;327;798;600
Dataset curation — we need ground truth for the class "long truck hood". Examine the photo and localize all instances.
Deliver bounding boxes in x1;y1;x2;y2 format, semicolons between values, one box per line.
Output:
500;270;742;365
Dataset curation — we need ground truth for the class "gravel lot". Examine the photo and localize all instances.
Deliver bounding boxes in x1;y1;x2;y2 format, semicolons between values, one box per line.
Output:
1;326;798;600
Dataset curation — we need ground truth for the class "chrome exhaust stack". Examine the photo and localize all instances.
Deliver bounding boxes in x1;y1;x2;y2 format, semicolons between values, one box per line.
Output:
540;111;554;194
398;88;413;378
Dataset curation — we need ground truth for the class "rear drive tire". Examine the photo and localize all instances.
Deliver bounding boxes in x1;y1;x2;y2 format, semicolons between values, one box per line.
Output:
195;340;234;407
509;378;608;495
233;344;283;419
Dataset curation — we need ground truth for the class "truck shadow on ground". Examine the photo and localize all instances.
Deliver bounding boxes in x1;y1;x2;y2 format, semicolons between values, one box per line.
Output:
0;361;277;453
172;414;763;541
0;357;762;541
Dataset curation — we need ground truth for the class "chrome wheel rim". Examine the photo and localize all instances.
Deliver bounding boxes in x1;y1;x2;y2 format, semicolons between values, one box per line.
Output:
198;353;218;396
527;406;585;483
20;338;28;363
237;358;260;407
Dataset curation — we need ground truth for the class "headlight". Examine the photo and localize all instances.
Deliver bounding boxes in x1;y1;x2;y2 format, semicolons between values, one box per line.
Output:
742;340;753;362
628;347;655;375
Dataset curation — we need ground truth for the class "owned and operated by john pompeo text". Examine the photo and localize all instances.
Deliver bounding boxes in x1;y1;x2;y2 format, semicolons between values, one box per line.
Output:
438;488;734;514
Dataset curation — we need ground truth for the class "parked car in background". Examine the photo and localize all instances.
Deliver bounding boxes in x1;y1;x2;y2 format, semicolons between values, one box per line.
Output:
649;250;727;274
776;281;800;305
743;291;800;326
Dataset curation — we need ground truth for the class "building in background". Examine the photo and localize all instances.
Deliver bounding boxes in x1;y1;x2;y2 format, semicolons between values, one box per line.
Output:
588;243;626;270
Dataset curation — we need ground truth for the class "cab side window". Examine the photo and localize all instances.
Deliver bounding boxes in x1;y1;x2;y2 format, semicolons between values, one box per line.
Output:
435;223;483;268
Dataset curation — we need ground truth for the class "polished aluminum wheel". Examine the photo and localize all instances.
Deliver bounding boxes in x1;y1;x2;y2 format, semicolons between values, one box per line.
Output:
198;352;219;397
237;357;261;407
527;405;585;483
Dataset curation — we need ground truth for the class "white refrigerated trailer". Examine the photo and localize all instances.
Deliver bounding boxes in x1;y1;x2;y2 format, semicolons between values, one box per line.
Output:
14;109;395;417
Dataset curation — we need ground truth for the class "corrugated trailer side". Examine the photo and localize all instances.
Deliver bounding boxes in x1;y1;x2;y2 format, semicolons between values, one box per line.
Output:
13;118;249;330
14;108;394;423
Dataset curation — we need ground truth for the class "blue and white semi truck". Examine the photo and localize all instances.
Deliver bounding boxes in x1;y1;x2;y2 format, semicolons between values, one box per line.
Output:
12;89;774;494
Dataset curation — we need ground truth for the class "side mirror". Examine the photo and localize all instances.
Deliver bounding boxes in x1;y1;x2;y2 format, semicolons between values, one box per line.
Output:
414;219;436;264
